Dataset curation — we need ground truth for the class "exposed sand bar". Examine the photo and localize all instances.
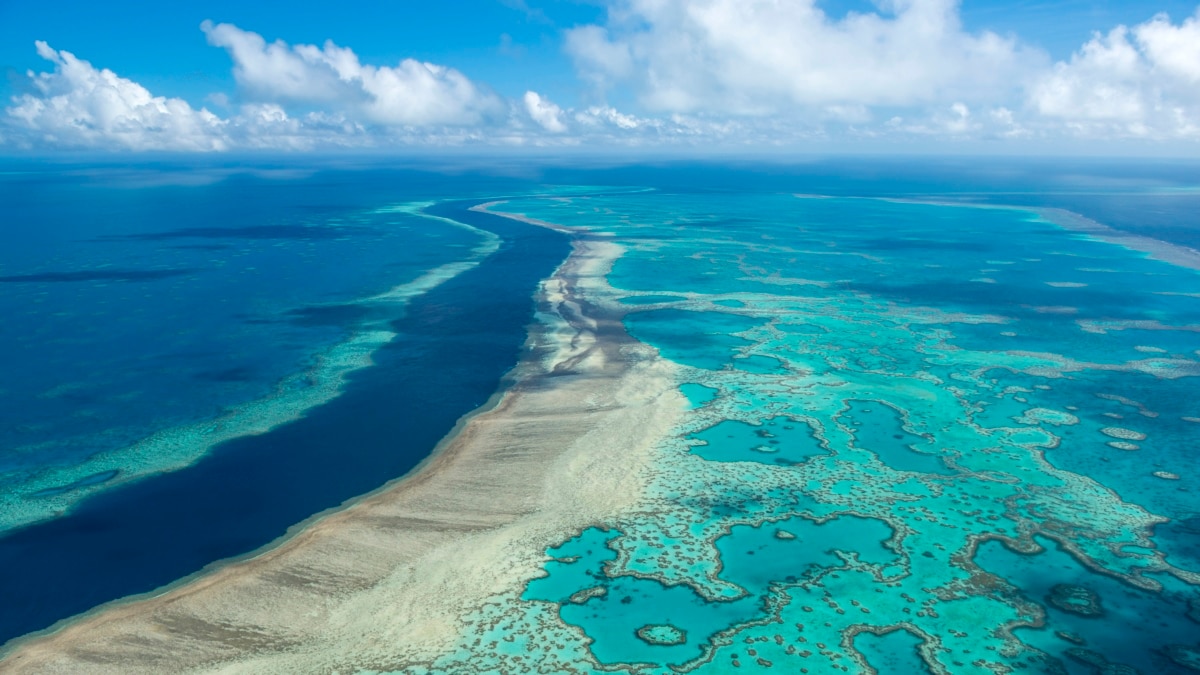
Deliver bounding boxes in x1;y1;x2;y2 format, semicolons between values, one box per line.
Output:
861;194;1200;272
1032;206;1200;272
1;213;684;672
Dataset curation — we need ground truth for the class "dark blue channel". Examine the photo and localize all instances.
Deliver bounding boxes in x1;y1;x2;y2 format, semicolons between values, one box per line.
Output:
0;201;569;648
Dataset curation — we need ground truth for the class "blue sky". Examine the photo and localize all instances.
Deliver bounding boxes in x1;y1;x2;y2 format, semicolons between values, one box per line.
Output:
2;0;1200;153
0;2;602;105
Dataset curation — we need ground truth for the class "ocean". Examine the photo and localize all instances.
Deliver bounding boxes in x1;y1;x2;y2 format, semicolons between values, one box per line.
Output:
0;165;570;644
2;159;1198;673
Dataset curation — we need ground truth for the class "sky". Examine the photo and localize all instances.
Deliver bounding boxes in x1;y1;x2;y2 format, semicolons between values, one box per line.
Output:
1;0;1199;154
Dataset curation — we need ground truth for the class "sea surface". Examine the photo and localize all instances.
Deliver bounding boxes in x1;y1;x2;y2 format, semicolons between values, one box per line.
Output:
422;162;1200;674
2;159;1199;673
0;165;571;645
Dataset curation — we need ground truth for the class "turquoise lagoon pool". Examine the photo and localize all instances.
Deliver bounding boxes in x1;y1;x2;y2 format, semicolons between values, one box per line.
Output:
425;190;1200;674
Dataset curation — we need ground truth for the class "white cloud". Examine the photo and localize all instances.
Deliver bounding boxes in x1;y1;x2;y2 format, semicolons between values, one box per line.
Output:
3;28;523;152
562;0;1200;144
523;91;567;132
201;21;501;126
2;47;659;152
575;105;644;130
1135;10;1200;82
1028;9;1200;138
8;6;1200;152
1031;27;1147;123
944;102;974;134
565;0;1037;114
6;42;227;151
564;25;634;86
2;41;470;152
232;104;371;151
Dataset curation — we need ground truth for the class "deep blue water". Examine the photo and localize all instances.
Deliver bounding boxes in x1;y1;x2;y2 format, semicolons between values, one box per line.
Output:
0;168;519;493
539;158;1200;249
0;198;568;646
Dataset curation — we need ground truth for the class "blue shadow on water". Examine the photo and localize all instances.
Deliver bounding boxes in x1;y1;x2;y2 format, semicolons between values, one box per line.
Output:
0;202;569;647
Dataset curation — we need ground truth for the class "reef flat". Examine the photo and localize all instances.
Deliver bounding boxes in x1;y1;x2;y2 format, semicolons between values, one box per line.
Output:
412;193;1199;674
5;187;1199;674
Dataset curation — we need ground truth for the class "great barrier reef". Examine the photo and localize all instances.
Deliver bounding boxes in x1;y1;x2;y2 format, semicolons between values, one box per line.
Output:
1;161;1198;674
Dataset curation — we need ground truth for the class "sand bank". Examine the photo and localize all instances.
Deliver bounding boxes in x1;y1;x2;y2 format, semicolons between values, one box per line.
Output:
864;194;1200;272
1;213;684;672
1033;206;1200;272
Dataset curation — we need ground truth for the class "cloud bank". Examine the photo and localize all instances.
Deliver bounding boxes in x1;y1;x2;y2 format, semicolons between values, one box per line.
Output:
201;21;501;126
566;0;1035;113
1030;11;1200;138
5;4;1200;152
7;42;227;151
523;91;567;133
566;0;1200;141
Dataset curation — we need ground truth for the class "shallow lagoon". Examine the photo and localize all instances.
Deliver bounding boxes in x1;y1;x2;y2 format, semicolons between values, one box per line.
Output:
428;189;1200;673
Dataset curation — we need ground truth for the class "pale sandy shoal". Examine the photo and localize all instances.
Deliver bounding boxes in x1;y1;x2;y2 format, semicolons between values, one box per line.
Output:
471;201;578;235
1;215;685;673
866;195;1200;273
1032;206;1200;272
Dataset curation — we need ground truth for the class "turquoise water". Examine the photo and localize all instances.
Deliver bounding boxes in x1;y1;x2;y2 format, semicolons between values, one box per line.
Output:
5;162;1200;670
687;417;829;465
425;187;1200;674
855;629;933;674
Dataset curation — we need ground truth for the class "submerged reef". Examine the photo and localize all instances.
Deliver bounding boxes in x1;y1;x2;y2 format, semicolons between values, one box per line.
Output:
1046;584;1104;617
6;190;1197;675
1163;644;1200;672
637;625;689;647
414;193;1200;675
1066;648;1142;675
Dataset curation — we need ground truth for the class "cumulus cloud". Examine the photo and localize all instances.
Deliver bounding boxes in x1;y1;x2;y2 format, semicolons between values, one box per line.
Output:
575;105;645;130
4;26;518;152
562;0;1200;143
7;5;1200;152
1032;28;1148;123
6;42;227;151
2;41;468;152
1136;10;1200;82
881;101;1030;139
523;91;567;132
565;0;1037;114
201;21;500;126
1029;9;1200;138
